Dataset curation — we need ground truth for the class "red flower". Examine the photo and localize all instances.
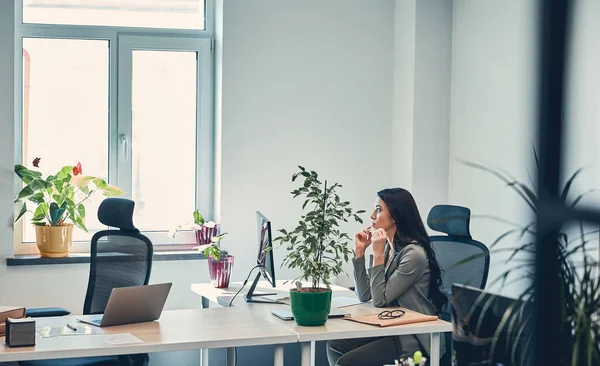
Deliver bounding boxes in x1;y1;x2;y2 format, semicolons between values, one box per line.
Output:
73;162;82;176
32;157;41;168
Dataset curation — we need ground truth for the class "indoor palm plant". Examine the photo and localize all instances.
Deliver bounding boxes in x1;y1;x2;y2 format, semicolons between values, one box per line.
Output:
274;166;365;326
14;158;124;257
461;152;600;365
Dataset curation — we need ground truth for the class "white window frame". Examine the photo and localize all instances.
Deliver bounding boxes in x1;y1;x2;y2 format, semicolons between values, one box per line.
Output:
13;0;215;255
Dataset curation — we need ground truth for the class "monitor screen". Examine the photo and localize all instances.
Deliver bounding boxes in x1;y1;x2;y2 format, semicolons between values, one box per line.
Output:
452;284;533;366
256;211;276;287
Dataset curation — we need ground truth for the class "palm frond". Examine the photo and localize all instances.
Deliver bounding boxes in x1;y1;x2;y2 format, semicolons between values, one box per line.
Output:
459;159;537;213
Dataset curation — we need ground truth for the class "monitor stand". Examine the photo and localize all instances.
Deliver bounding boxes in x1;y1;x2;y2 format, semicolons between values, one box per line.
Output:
243;272;281;304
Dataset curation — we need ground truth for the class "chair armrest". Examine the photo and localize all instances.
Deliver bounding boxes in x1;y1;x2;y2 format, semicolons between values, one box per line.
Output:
26;307;71;318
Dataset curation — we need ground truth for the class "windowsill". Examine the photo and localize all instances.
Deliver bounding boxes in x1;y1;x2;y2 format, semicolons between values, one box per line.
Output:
6;250;207;266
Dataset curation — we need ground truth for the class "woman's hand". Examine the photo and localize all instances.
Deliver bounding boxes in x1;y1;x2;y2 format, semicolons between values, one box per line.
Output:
354;227;372;258
372;228;387;266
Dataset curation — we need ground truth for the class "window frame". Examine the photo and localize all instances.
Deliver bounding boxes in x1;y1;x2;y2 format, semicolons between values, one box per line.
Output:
13;0;215;255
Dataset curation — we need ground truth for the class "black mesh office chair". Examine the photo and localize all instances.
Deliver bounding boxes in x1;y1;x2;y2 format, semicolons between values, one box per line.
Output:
427;204;490;366
21;198;153;366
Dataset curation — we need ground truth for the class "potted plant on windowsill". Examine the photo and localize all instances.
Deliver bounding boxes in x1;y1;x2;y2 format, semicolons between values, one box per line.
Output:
171;210;231;288
14;158;125;258
274;166;365;326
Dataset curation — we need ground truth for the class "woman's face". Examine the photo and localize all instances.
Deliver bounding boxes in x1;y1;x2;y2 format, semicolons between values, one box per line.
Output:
370;196;396;231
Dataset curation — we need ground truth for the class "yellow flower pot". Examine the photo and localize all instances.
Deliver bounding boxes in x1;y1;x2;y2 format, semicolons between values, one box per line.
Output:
35;225;73;258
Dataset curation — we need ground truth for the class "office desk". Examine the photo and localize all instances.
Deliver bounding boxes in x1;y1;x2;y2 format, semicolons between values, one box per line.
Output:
192;281;452;366
0;308;297;365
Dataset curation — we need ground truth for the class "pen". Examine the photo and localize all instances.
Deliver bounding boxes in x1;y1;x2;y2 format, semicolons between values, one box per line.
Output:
67;324;78;332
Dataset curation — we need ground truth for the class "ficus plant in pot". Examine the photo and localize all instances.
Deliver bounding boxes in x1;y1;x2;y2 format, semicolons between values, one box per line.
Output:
274;166;365;326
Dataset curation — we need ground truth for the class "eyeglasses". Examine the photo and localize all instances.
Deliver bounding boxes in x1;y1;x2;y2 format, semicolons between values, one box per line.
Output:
378;309;406;320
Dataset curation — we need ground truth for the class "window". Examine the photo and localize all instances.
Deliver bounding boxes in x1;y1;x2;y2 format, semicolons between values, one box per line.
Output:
15;0;214;255
23;0;206;30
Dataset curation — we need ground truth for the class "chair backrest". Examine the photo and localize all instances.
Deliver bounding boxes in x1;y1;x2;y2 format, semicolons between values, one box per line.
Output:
427;205;490;303
83;198;153;315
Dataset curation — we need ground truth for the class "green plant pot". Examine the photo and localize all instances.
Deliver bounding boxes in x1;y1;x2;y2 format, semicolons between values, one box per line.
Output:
289;288;332;326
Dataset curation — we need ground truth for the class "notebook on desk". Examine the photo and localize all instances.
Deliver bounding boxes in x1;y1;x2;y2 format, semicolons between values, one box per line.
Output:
345;308;438;327
271;308;350;321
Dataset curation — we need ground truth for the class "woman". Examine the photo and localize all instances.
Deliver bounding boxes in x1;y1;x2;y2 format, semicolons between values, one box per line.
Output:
327;188;447;366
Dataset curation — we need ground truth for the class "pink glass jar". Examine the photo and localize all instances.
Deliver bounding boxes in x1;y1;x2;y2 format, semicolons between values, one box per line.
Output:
195;224;220;246
207;255;234;288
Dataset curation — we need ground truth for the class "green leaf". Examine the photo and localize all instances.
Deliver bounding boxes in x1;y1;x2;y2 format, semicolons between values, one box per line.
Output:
14;164;42;183
460;160;537;213
28;192;45;204
14;203;27;224
561;167;586;202
34;203;47;218
15;178;51;202
29;178;53;192
32;213;46;221
15;185;34;202
56;165;74;180
193;209;204;225
48;202;67;226
73;216;87;232
203;244;221;260
94;179;124;196
77;204;85;221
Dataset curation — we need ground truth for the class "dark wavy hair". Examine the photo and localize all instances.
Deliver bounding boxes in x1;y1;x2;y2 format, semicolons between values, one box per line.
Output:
377;188;448;312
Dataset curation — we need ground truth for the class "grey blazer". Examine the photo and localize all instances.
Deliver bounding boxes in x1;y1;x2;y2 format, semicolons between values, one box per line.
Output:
353;242;445;357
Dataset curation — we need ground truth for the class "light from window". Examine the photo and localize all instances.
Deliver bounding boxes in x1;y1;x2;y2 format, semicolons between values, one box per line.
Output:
23;0;206;30
22;38;109;243
131;50;197;232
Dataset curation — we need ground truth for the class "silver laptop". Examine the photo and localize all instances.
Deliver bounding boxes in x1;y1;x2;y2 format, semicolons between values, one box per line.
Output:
78;283;172;327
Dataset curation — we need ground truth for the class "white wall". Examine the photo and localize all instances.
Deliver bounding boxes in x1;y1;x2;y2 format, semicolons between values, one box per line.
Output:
449;0;600;295
392;0;416;190
219;0;396;287
392;0;452;223
563;0;600;206
449;0;538;295
412;0;453;218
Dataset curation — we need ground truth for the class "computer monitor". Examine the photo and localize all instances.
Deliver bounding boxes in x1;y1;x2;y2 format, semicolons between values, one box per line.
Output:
243;211;279;303
451;284;533;366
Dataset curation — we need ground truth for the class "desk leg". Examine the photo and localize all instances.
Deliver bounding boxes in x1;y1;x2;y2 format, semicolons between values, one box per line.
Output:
274;344;284;366
200;296;210;366
301;342;311;366
430;332;441;366
310;341;316;366
226;347;235;366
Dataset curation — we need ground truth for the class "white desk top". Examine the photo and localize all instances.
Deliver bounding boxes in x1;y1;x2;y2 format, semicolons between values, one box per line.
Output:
191;280;355;304
0;308;297;363
191;281;452;342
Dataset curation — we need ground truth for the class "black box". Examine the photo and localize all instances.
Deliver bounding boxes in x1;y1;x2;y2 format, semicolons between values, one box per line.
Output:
5;317;35;347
